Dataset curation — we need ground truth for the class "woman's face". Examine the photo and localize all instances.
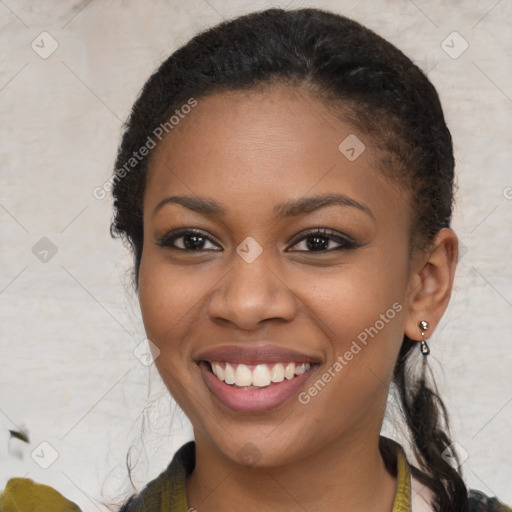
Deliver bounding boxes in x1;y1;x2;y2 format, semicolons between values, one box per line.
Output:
138;86;418;467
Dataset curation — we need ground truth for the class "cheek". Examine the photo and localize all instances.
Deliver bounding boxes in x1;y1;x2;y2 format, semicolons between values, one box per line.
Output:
290;250;407;345
137;255;204;407
290;250;409;411
286;260;407;437
137;252;213;417
137;251;210;344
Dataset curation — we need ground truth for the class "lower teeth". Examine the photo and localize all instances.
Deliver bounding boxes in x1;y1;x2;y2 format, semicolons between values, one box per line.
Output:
223;373;304;389
228;383;272;389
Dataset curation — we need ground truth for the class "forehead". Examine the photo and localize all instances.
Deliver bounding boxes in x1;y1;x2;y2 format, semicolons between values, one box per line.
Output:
144;86;410;225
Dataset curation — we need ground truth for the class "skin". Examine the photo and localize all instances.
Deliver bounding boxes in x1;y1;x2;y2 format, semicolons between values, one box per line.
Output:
137;85;458;511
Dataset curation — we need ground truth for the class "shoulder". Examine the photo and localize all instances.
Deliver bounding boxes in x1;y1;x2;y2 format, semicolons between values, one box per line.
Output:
0;477;81;512
468;489;512;512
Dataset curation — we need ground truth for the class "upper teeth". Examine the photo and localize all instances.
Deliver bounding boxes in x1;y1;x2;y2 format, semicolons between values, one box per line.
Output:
210;362;311;387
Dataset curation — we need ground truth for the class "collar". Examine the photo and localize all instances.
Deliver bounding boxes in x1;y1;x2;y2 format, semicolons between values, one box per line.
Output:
133;436;415;511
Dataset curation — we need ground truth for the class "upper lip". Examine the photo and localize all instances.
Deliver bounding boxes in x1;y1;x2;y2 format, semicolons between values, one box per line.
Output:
195;344;321;365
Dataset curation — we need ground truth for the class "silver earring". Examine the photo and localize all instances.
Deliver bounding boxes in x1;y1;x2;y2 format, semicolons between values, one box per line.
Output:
418;320;430;355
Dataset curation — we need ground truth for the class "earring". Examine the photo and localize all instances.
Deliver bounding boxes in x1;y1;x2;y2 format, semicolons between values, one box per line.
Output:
418;320;430;355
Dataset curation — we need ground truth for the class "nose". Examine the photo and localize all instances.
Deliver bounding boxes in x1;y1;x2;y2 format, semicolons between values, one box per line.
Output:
206;249;297;331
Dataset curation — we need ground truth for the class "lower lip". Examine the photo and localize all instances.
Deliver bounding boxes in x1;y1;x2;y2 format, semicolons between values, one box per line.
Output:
198;361;317;413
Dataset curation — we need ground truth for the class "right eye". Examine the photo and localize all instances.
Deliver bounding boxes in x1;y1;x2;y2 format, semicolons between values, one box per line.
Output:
155;228;222;252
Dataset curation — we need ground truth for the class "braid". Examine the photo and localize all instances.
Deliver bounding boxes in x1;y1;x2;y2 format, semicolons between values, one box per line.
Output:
394;337;468;511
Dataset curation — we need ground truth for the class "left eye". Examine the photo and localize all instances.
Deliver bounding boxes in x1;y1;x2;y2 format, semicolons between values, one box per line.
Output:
287;229;358;252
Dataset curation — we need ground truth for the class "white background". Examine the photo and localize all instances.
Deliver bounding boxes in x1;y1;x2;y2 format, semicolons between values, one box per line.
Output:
1;0;511;510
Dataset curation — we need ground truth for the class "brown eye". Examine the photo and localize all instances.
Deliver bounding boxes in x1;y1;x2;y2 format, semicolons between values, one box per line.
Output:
156;229;222;251
287;228;358;252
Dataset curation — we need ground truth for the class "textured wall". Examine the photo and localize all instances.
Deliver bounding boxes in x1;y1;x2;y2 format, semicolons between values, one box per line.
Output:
1;0;511;510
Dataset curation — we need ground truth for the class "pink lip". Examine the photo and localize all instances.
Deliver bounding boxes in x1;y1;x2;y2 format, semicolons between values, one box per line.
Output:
198;360;319;413
195;344;320;365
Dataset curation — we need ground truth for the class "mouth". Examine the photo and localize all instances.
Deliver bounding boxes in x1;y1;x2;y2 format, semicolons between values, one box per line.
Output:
197;356;319;413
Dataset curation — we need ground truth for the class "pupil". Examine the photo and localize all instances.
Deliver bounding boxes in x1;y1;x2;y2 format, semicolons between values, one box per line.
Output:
307;235;328;251
184;234;204;250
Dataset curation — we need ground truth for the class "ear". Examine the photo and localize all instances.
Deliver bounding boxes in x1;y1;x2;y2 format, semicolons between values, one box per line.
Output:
404;228;459;341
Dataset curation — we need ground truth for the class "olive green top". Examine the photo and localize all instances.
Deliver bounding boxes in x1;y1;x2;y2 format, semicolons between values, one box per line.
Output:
118;438;511;512
1;437;510;511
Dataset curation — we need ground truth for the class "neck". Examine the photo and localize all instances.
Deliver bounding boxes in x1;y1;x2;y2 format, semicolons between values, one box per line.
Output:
187;430;397;512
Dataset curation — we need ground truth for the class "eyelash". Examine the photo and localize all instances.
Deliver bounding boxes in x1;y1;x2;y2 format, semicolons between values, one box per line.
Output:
155;228;359;253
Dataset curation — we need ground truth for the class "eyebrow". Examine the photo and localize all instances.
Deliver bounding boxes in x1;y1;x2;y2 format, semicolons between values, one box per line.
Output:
152;193;375;221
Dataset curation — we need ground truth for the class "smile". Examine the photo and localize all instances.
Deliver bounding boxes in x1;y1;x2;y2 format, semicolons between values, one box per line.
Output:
195;344;321;412
198;359;318;413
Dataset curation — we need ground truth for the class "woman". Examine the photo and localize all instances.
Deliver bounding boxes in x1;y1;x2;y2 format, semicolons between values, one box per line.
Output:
109;7;511;512
1;7;509;512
